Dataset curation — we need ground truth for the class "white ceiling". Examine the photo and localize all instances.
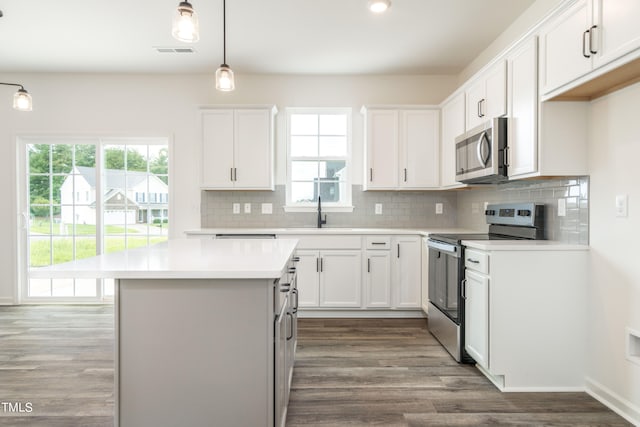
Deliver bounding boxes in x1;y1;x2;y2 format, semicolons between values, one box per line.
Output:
0;0;535;75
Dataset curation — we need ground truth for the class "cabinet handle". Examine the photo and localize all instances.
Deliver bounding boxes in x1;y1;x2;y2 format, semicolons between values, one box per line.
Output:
288;267;296;273
479;99;485;117
234;168;237;181
477;100;482;118
292;256;300;262
503;146;510;167
461;279;467;299
589;25;598;54
367;258;371;273
280;283;291;292
404;168;407;182
316;258;319;272
292;289;298;313
369;168;373;182
371;242;386;245
230;167;234;181
397;244;400;258
320;257;323;272
466;258;480;264
583;29;591;58
286;312;294;340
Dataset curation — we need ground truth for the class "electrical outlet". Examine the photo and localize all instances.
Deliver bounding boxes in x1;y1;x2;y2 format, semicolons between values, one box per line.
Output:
435;203;443;215
232;203;240;214
244;203;251;214
375;203;383;215
261;203;273;214
557;199;566;217
616;194;628;217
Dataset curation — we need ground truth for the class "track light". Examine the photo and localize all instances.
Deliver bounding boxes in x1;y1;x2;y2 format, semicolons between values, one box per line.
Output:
368;0;391;13
215;0;235;92
1;83;32;111
172;1;200;42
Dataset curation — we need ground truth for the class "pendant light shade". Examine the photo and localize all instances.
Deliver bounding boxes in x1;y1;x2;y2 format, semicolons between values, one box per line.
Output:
368;0;391;13
215;65;235;91
1;83;32;111
215;0;235;92
172;1;200;42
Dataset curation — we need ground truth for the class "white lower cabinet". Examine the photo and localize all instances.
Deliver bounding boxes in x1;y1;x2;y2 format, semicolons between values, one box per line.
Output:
391;236;422;308
463;246;588;391
365;250;391;308
295;250;321;307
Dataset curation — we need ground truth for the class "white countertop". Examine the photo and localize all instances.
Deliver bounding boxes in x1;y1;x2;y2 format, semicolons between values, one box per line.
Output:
30;238;299;280
462;240;590;251
185;227;479;237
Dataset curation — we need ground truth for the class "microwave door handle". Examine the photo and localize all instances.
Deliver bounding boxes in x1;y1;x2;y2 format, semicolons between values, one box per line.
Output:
476;131;490;167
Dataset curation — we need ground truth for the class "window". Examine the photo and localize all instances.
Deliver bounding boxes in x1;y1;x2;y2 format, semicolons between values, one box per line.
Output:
286;108;352;211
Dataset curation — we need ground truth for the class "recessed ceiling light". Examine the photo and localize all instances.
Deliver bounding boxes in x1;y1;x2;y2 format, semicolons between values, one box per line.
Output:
368;0;391;13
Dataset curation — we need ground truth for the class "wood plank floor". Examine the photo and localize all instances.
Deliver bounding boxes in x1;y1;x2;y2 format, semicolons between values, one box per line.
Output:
0;306;632;426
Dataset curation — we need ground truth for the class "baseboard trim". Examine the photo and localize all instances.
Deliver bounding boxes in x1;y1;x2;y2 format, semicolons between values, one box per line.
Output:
298;309;426;318
0;297;16;305
585;377;640;425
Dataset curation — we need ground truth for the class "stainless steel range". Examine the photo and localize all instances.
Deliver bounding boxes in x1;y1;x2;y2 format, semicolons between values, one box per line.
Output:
426;202;545;363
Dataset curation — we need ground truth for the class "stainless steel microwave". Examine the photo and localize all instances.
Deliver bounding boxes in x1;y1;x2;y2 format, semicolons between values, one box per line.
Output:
455;117;508;184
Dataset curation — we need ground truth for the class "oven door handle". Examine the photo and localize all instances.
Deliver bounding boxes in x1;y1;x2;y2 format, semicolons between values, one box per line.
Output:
427;240;459;256
461;279;467;300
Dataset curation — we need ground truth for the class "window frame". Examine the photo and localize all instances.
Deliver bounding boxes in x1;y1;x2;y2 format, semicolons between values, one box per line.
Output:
284;107;353;212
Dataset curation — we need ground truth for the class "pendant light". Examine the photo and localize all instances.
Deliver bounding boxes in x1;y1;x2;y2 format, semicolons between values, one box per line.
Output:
368;0;391;13
215;0;235;92
172;1;200;43
0;82;33;111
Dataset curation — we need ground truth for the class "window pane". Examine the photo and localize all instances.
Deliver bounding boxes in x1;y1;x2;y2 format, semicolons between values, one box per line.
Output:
105;237;125;254
319;114;347;135
51;145;73;174
291;161;319;181
290;136;318;157
127;146;148;172
75;236;97;260
28;144;50;174
29;203;52;234
52;175;65;205
29;175;50;205
52;278;74;297
149;146;169;177
127;236;149;250
74;145;96;168
319;136;347;157
29;279;51;297
319;161;346;179
74;279;97;297
319;181;341;202
105;146;125;170
52;237;74;264
290;115;318;135
291;182;316;203
29;237;51;267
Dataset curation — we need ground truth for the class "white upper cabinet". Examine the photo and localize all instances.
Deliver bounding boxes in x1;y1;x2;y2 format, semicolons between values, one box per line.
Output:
201;106;276;190
540;0;640;96
363;106;439;190
440;93;465;188
465;61;507;130
507;37;539;178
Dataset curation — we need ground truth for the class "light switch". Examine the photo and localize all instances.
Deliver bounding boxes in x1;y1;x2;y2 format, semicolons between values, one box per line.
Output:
375;203;383;215
232;203;240;214
261;203;273;214
616;194;628;217
435;203;443;215
244;203;251;214
557;199;566;217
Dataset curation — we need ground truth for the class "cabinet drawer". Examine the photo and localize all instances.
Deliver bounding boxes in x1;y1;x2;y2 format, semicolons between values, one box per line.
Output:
286;235;362;250
465;249;489;274
365;236;391;250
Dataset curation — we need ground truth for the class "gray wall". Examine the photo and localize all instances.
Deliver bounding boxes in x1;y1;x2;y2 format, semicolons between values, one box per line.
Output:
201;185;458;229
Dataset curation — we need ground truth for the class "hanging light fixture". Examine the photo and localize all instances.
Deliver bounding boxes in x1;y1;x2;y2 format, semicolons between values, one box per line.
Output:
368;0;391;13
172;1;200;43
215;0;235;92
0;82;33;111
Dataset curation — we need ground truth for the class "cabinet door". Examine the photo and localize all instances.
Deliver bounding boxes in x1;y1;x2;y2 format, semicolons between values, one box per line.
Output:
484;61;507;121
539;0;592;95
319;250;362;307
234;109;273;190
392;236;422;308
364;110;398;190
295;250;320;307
464;269;489;369
593;0;640;68
274;299;288;427
508;37;538;178
365;251;391;307
465;79;486;130
399;110;440;189
440;93;465;187
201;110;234;188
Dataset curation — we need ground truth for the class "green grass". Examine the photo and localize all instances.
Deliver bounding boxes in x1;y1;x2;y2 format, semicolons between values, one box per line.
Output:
29;236;167;267
29;222;139;235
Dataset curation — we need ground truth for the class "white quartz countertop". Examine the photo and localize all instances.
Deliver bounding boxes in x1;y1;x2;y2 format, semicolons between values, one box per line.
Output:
185;227;478;237
30;238;299;280
462;240;590;251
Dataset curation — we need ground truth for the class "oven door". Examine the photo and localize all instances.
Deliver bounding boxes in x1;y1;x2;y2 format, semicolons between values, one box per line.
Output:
427;239;461;324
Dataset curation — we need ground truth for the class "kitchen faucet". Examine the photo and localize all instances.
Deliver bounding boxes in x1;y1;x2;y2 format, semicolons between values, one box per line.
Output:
317;196;327;228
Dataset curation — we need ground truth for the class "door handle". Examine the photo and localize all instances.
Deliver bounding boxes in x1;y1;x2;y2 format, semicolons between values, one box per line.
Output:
320;257;323;272
292;289;298;313
589;25;598;54
479;99;485;117
369;168;373;182
367;258;371;273
286;312;294;340
461;279;467;299
404;168;407;182
583;29;591;58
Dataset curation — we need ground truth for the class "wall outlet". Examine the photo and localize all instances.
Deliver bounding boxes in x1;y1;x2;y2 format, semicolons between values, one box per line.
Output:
616;194;628;217
557;198;566;217
232;203;240;214
375;203;383;215
435;203;443;215
261;203;273;214
244;203;251;214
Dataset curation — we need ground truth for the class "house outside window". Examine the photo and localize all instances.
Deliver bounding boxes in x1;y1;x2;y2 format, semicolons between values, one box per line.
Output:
285;108;352;212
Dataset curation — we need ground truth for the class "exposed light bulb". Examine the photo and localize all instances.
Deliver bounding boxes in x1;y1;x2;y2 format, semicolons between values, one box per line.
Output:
13;88;32;111
368;0;391;13
172;1;200;42
216;65;235;92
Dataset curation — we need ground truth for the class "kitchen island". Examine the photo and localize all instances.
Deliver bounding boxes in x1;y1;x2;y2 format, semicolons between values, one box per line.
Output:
34;238;299;427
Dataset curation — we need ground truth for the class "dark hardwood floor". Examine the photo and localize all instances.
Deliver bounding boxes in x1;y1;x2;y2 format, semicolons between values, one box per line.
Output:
0;306;631;426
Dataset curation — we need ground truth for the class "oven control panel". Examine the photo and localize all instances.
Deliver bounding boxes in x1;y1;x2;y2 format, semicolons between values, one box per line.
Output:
484;203;544;227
